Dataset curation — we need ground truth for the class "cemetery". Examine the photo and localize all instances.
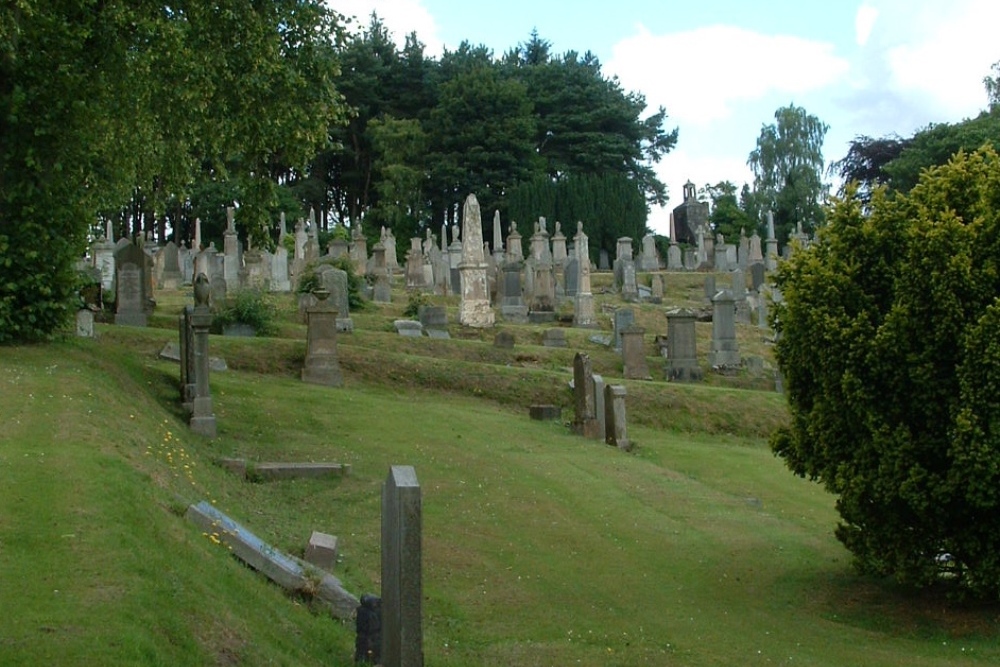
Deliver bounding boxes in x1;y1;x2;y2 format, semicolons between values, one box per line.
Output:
2;210;995;667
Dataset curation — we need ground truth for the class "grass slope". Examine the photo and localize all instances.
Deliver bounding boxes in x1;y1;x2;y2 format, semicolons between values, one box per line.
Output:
2;278;998;665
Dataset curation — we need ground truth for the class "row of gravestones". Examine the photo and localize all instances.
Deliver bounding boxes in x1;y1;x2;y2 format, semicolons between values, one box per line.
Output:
571;352;631;451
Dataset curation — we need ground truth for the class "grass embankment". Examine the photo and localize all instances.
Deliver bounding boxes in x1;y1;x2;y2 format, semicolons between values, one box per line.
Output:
2;274;998;665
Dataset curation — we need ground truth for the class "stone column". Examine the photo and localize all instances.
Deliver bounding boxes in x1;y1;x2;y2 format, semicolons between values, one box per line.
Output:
189;283;217;437
573;222;596;328
381;466;422;667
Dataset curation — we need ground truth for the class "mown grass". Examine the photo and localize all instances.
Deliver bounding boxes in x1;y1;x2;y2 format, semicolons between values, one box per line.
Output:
2;271;998;665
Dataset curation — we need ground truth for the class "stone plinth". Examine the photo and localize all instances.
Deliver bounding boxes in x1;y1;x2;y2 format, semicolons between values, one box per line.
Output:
381;466;423;667
302;292;343;387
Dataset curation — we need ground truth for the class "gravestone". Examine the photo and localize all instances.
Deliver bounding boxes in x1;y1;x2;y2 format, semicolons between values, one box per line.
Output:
91;236;116;292
563;257;579;297
750;262;766;292
371;242;392;303
765;210;779;272
593;373;607;440
493;330;515;349
115;262;147;327
542;328;567;348
223;207;240;289
667;241;683;271
384;228;399;272
573;222;596;328
158;241;182;289
457;194;495;328
649;274;664;303
551;222;567;267
317;265;353;332
572;353;601;438
613;308;635;352
189;277;217;437
731;268;746;301
381;465;422;667
301;289;343;387
665;308;702;381
598;249;610;271
708;289;740;368
497;261;528;323
75;309;95;338
703;274;716;302
270;246;291;292
418;305;447;333
393;320;424;337
405;238;426;290
179;306;196;408
638;234;659;271
621;325;650;380
604;384;631;451
505;221;523;262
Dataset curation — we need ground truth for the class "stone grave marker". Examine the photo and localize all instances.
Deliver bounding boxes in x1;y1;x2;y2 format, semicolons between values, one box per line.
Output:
457;194;495;327
301;289;343;387
381;465;423;667
542;328;567;348
621;325;650;380
572;352;601;439
604;384;631;451
708;289;740;369
613;308;635;352
665;308;702;382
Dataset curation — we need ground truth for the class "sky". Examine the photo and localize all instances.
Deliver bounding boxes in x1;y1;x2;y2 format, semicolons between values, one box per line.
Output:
328;0;999;235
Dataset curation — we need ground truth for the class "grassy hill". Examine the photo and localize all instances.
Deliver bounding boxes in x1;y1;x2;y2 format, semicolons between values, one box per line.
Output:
1;273;997;666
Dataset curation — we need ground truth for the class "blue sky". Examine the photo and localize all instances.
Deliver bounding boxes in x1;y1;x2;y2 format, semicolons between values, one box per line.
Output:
331;0;999;234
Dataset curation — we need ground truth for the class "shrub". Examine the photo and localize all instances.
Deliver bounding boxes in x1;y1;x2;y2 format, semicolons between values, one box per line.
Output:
213;288;278;336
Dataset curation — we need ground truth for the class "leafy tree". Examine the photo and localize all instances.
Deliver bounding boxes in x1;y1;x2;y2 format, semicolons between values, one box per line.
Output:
771;146;1000;599
699;181;752;241
0;0;345;342
984;59;1000;111
882;112;1000;193
748;104;829;245
368;115;428;243
829;134;911;205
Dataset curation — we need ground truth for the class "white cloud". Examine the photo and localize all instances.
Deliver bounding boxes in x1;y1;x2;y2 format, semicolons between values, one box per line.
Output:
607;24;849;127
855;4;879;47
328;0;444;56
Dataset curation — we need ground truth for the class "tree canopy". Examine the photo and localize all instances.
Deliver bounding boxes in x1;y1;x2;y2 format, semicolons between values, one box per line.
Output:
748;104;828;244
770;146;1000;598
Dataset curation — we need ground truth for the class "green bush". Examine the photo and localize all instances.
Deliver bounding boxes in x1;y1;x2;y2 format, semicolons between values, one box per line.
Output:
403;291;431;318
213;288;278;336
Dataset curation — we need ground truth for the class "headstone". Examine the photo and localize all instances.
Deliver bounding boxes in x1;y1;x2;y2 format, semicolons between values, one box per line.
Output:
381;466;422;667
317;265;353;332
505;221;523;262
704;275;716;303
497;260;528;323
541;328;567;348
551;222;567;266
115;262;147;327
301;289;344;387
649;274;664;303
613;308;635;352
665;308;702;381
270;247;291;292
223;207;241;288
393;320;424;337
491;210;504;263
529;405;561;421
179;244;194;286
604;384;631;451
350;227;368;277
708;289;740;368
749;233;763;264
750;262;766;292
738;230;750;271
179;306;196;408
592;374;607;440
573;222;596;328
613;237;638;301
667;241;683;271
457;194;494;328
598;248;610;271
621;325;650;380
638;234;659;271
731;268;746;301
418;305;447;333
765;210;779;272
75;309;95;338
572;353;601;438
493;331;515;349
372;242;391;303
384;228;399;272
405;238;426;290
157;241;181;289
91;237;116;293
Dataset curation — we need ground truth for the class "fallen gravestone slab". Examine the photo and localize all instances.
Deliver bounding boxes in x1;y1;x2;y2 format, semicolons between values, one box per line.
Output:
185;501;358;620
529;404;562;421
393;319;424;337
218;458;350;481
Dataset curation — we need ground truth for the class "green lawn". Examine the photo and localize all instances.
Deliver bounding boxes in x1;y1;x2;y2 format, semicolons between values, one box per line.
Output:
1;281;997;665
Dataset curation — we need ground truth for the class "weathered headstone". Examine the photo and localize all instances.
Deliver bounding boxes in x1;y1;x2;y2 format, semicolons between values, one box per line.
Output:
317;265;353;332
381;465;422;667
604;384;631;451
665;308;702;381
621;325;650;380
572;353;601;439
457;194;495;328
573;222;596;328
613;308;635;352
371;242;391;303
708;289;740;369
75;309;95;338
301;289;343;387
394;320;424;337
493;330;515;349
542;328;567;348
158;240;182;289
593;373;607;439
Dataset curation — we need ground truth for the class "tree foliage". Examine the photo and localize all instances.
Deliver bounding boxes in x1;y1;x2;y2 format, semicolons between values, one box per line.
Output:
828;134;911;205
748;104;828;245
700;181;752;241
0;0;345;342
771;146;1000;598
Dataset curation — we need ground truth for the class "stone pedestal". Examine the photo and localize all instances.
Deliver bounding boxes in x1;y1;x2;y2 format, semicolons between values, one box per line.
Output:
189;305;217;437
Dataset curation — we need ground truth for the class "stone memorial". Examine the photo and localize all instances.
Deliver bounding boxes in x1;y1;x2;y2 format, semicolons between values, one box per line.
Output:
572;353;601;439
114;245;149;327
371;242;392;303
189;274;217;437
613;308;635;352
621;325;650;380
301;288;344;387
457;194;495;328
493;330;515;349
665;308;702;381
708;289;740;369
604;384;631;451
542;328;567;348
573;222;597;328
75;309;95;338
381;465;423;667
592;373;607;440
